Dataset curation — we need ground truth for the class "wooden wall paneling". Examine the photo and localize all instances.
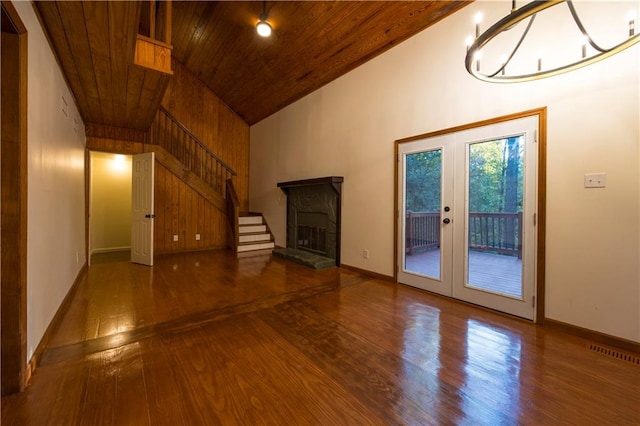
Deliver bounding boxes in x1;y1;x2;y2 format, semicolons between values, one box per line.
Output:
207;198;215;248
160;165;170;252
82;1;114;126
154;164;165;251
178;175;187;251
170;168;179;250
191;195;198;250
152;161;228;253
185;188;193;249
202;199;211;248
193;187;201;249
85;138;145;155
168;169;177;252
160;164;169;251
161;59;249;208
104;138;116;152
86;123;149;144
198;195;205;248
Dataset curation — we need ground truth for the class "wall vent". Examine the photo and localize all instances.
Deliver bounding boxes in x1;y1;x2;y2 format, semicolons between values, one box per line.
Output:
588;343;640;365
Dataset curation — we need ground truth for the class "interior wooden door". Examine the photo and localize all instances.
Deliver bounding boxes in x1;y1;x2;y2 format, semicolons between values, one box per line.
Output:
131;152;155;266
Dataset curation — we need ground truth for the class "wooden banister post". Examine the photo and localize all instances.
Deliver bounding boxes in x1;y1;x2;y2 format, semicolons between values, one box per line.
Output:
150;0;156;40
165;0;172;45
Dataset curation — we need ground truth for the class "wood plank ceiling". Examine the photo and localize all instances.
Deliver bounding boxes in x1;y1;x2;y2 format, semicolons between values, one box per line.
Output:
36;1;471;130
172;1;471;124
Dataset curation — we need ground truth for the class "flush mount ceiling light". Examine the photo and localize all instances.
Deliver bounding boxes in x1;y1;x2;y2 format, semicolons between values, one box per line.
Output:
256;0;272;37
465;0;640;83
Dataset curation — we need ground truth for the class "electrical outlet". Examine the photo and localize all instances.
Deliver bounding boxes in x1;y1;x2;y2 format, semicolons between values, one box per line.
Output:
584;173;606;188
363;250;369;259
173;234;179;242
195;233;201;241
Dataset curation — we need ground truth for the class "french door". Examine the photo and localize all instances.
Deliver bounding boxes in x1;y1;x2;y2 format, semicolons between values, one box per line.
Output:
397;116;538;320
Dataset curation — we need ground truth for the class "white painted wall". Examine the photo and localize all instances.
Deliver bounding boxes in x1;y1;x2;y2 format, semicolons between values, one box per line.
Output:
89;152;132;255
14;2;87;360
250;1;640;342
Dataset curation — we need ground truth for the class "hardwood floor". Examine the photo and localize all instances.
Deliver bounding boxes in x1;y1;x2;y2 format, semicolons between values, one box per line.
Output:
2;250;639;425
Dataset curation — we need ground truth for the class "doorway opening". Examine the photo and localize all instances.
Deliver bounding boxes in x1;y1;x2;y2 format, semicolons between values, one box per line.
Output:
395;110;546;321
88;151;155;266
88;152;133;264
1;1;28;395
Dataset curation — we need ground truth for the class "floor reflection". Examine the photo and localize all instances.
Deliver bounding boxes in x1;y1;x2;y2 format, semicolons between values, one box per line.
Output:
462;319;522;419
400;302;525;424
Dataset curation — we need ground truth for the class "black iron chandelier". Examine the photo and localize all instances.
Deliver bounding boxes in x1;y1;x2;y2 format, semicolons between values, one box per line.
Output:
465;0;640;83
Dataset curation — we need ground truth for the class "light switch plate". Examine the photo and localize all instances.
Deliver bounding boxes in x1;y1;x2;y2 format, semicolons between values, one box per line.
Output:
584;173;606;188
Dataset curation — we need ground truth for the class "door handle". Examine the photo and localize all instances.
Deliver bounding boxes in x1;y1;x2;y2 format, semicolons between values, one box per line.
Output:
145;214;156;219
443;218;451;224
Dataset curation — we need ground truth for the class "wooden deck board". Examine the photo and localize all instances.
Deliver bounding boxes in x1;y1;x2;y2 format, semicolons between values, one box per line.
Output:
405;249;523;296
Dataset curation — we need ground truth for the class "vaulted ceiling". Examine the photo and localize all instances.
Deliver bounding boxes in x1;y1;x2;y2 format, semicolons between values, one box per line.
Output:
35;1;471;130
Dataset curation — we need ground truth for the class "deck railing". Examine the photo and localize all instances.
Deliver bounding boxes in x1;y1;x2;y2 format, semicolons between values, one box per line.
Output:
150;106;236;197
406;211;522;258
405;212;440;255
468;212;523;258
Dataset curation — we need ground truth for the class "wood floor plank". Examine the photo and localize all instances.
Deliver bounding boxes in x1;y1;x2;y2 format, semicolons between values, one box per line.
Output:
2;250;639;425
259;301;514;425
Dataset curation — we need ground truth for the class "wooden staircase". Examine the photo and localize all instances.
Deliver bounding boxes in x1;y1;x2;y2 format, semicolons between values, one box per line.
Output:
237;214;275;255
151;107;273;256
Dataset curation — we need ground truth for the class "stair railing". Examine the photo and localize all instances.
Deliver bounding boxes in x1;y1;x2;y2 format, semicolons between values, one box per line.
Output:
150;106;236;197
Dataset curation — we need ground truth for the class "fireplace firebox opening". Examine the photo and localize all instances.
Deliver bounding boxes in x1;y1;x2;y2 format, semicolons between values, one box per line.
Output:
274;177;343;269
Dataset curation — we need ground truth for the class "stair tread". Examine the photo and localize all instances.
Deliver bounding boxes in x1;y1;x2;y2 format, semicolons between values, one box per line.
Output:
239;226;267;233
237;242;275;252
239;217;264;224
238;239;273;245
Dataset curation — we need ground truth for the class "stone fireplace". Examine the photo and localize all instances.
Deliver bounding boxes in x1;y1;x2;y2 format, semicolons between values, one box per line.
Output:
273;177;343;269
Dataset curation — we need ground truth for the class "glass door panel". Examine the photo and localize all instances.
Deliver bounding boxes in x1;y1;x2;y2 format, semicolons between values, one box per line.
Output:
466;137;524;298
398;135;453;297
404;150;442;280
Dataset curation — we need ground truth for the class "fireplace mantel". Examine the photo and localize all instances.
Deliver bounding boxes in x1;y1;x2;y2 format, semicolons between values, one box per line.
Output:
277;176;343;195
